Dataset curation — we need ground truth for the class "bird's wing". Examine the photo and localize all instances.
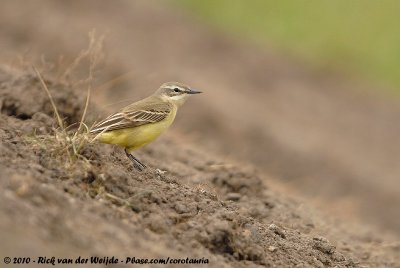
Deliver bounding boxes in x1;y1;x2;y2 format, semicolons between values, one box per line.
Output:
90;97;172;134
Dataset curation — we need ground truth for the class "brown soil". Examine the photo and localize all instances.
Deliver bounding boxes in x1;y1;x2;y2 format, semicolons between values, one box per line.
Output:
0;1;400;267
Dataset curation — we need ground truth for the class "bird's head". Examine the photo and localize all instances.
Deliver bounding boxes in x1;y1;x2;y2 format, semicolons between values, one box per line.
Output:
155;82;202;106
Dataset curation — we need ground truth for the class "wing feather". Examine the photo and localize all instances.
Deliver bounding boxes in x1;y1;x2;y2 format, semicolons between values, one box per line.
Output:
91;96;172;134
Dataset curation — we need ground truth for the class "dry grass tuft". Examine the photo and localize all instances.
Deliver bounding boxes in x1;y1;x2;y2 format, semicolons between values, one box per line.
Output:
30;66;92;167
26;30;105;168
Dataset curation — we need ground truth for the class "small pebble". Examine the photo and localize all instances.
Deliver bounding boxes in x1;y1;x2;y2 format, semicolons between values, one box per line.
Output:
226;192;241;201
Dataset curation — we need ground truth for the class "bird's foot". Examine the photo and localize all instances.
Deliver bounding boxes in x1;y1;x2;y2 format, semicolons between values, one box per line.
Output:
125;149;146;171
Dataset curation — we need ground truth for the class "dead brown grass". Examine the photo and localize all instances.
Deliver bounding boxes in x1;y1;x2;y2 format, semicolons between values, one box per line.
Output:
25;31;105;167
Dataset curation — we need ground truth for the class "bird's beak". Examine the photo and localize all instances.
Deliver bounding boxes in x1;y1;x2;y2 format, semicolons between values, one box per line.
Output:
186;89;202;94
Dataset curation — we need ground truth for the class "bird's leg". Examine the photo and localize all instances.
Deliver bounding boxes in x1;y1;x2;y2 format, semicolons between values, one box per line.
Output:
124;149;147;171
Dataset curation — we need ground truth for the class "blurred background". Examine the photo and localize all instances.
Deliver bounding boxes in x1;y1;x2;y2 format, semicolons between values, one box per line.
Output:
1;0;400;238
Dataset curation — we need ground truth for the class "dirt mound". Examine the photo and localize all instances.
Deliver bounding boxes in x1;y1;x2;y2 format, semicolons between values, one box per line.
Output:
1;67;399;267
2;0;400;240
0;67;84;124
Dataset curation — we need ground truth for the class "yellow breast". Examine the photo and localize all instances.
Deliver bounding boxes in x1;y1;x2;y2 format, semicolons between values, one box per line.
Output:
98;106;177;152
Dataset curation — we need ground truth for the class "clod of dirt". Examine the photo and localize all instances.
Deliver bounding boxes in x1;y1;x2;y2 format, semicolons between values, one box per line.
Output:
312;236;336;255
268;223;286;239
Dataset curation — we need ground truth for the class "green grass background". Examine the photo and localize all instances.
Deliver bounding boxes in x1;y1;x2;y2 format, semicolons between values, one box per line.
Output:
177;0;400;90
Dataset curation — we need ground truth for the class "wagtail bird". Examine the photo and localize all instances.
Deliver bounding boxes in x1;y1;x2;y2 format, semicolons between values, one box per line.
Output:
90;82;201;171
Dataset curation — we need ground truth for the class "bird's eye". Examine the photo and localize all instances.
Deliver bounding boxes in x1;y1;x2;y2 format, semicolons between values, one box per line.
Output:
173;88;180;93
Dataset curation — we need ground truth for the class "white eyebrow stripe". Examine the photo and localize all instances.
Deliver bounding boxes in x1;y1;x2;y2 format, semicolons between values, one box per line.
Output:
165;85;186;90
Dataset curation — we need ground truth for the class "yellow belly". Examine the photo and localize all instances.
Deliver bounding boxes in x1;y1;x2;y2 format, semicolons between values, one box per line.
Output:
98;108;176;152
